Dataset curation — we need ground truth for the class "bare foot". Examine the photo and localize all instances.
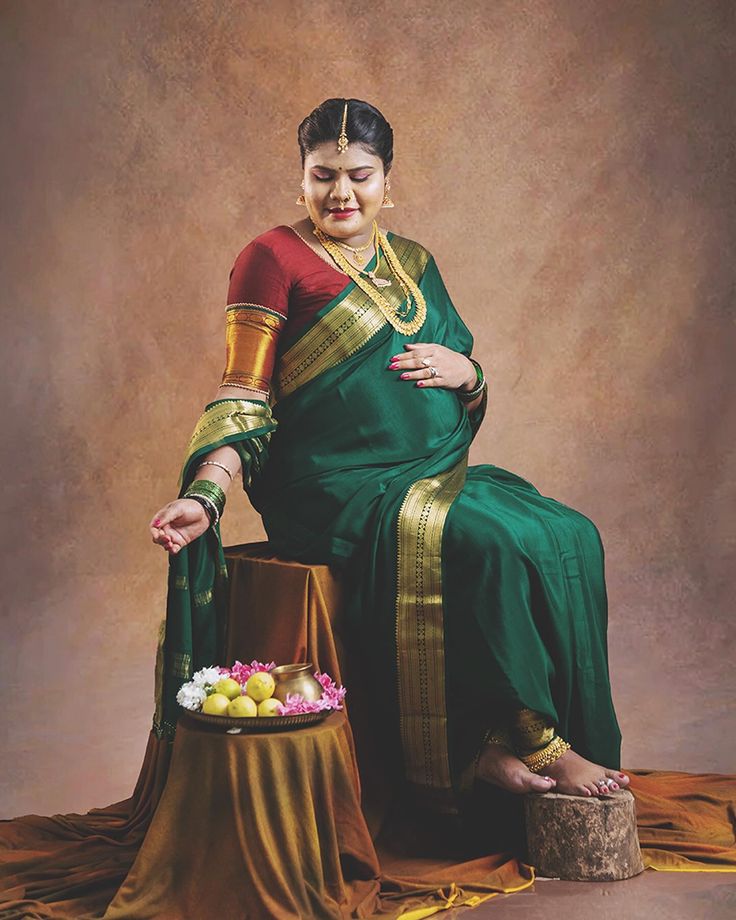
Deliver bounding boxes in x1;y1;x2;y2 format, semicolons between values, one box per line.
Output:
544;749;630;797
476;743;557;794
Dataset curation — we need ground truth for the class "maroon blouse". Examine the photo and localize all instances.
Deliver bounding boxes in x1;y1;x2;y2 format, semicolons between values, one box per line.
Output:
226;225;352;343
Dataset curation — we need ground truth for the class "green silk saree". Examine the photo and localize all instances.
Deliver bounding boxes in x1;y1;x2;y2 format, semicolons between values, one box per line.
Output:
155;232;621;813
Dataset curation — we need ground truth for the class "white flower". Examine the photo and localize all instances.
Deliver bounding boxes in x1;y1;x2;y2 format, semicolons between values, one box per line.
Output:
191;666;223;688
176;683;207;711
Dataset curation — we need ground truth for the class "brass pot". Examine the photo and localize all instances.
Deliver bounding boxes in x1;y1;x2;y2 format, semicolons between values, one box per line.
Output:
271;663;323;704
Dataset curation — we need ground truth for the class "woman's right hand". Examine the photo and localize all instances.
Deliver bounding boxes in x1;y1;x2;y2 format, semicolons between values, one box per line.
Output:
149;499;210;555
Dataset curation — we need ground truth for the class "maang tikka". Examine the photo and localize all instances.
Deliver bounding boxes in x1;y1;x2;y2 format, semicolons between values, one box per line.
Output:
337;100;349;153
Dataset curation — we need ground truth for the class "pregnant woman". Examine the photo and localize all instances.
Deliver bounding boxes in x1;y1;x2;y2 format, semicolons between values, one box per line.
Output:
149;96;628;809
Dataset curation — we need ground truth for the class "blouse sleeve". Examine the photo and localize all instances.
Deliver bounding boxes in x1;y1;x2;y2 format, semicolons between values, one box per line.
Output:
221;239;290;399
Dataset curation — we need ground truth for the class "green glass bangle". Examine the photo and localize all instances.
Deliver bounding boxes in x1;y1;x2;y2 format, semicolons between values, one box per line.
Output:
457;358;486;402
185;478;225;503
184;479;226;523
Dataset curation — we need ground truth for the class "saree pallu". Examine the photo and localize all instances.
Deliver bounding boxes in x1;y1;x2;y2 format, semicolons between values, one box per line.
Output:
155;398;278;738
237;232;622;812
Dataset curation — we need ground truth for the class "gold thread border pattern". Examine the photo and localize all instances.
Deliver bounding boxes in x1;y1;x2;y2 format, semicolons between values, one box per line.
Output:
395;454;468;792
277;236;431;398
178;399;276;489
226;303;288;322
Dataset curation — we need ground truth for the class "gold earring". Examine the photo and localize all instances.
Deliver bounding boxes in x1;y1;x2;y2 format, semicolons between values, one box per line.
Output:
382;180;395;208
296;179;306;206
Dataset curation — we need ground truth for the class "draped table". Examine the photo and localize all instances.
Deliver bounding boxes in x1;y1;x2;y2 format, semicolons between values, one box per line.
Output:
103;710;381;919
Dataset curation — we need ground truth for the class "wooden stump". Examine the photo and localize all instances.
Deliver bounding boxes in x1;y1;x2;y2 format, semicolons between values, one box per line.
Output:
523;790;645;881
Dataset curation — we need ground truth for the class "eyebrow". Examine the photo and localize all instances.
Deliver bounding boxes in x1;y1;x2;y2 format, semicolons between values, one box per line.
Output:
311;165;376;171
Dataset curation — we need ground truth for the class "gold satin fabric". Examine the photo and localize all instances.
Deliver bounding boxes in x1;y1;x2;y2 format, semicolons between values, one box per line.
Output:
277;236;430;399
222;303;287;394
395;456;468;809
0;731;173;919
103;712;382;920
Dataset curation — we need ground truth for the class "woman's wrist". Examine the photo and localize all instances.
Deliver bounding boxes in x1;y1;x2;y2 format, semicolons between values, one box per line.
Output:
184;479;226;528
459;359;478;392
456;358;486;401
185;494;218;527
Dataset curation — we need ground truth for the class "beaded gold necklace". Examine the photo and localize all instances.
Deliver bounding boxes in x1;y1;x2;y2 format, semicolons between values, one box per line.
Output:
312;220;427;335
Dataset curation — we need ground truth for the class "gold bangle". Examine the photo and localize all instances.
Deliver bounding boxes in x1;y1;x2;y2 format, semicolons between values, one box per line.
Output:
519;735;571;773
218;382;271;397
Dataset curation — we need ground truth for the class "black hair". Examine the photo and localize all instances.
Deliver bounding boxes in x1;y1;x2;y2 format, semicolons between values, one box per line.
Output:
297;97;393;173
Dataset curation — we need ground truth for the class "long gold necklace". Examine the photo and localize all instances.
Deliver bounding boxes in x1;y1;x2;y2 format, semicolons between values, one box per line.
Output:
312;220;427;335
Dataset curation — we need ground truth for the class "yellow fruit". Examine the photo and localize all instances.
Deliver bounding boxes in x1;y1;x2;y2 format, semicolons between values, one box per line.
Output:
213;677;242;700
201;693;230;716
227;695;258;718
257;698;283;717
245;671;276;703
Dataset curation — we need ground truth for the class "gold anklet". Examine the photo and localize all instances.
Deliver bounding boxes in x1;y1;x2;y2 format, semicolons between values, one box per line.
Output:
520;735;571;773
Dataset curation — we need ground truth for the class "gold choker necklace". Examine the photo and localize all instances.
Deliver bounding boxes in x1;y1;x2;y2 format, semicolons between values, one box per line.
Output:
335;233;373;266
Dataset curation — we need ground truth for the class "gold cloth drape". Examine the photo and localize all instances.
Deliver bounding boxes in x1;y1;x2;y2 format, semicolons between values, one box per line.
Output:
0;544;733;919
103;712;382;920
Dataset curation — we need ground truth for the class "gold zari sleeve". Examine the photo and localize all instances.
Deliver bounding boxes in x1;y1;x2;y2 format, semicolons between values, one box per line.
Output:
221;304;287;395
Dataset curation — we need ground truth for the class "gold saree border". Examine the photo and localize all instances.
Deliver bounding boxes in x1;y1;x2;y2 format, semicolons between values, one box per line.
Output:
178;398;275;488
277;235;431;399
395;453;468;809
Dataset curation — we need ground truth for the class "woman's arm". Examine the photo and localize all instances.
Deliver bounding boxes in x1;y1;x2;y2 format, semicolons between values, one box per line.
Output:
188;383;270;489
150;239;289;555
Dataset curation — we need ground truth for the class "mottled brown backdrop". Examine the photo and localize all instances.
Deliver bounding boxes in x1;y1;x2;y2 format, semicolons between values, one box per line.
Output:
1;0;733;817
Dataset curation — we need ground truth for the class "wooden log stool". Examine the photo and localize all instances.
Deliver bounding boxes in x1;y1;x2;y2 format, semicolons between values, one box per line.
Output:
524;790;645;880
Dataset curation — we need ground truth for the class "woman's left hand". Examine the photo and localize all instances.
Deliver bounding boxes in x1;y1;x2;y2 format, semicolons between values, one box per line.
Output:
388;342;476;391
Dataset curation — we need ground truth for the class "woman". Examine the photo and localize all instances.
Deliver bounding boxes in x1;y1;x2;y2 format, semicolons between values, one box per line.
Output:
149;97;629;809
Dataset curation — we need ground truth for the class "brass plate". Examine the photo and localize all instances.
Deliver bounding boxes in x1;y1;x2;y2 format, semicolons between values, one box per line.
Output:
181;707;331;733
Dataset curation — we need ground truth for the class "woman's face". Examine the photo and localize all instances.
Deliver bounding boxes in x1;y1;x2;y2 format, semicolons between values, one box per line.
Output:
303;141;386;240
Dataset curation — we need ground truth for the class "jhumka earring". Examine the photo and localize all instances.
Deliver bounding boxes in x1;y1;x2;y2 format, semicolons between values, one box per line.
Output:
296;179;306;206
382;179;395;208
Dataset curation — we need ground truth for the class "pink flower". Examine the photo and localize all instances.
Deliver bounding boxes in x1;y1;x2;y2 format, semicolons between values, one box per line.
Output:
277;672;347;715
229;659;276;686
314;671;347;710
279;692;324;715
